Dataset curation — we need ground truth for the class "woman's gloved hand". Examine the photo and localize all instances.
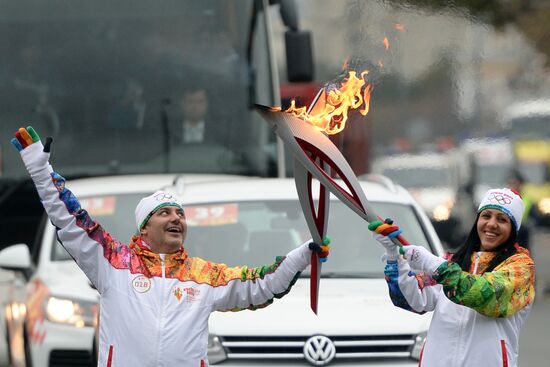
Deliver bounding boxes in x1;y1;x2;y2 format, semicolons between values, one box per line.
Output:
368;218;401;261
372;233;399;261
400;245;446;274
11;126;53;176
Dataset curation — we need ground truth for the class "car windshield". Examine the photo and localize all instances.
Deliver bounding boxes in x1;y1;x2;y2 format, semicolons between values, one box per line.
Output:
52;196;432;278
382;167;450;189
0;0;277;179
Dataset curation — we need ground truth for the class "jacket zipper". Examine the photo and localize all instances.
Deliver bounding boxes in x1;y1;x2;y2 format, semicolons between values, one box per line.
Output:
472;252;481;274
155;257;167;366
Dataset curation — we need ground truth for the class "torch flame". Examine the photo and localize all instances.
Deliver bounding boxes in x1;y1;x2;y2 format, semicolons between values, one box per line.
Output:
285;70;373;135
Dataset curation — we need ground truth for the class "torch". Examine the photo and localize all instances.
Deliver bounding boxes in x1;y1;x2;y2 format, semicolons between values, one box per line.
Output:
256;74;411;313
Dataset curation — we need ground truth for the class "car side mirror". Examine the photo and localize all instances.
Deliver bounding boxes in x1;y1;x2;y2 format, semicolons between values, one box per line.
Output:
285;30;314;82
0;243;31;271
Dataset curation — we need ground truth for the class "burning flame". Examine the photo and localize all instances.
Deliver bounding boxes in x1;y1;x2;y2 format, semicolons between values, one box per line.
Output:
285;70;373;135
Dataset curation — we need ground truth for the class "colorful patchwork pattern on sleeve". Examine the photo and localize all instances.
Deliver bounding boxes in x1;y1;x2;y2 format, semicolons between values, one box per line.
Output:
188;256;290;285
433;247;535;317
184;255;300;311
52;171;135;272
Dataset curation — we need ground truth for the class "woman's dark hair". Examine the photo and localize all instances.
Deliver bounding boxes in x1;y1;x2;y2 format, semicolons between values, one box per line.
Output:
451;213;517;273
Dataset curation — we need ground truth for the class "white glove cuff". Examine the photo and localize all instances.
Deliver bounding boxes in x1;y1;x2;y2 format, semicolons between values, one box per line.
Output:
20;142;50;176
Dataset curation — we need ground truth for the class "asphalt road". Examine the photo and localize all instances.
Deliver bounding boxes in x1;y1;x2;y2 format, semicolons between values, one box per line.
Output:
519;228;550;366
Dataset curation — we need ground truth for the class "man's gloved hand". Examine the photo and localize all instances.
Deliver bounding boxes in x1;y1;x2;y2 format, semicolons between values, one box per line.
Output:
400;245;446;274
308;236;330;263
368;218;401;261
11;126;53;176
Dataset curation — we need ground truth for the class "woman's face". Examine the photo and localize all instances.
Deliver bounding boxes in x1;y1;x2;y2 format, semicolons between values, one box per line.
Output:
476;208;513;251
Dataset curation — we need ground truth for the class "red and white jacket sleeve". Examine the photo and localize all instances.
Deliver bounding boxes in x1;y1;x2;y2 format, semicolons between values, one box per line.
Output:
209;243;312;312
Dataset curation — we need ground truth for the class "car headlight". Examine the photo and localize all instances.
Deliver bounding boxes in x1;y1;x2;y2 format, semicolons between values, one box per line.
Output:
44;296;96;327
432;205;451;221
538;197;550;215
207;334;227;364
411;331;427;360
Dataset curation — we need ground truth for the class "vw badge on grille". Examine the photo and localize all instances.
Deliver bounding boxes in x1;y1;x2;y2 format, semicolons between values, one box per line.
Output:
303;335;336;366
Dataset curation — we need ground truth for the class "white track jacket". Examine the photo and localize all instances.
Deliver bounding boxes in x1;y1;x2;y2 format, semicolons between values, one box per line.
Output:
384;249;535;367
30;167;312;367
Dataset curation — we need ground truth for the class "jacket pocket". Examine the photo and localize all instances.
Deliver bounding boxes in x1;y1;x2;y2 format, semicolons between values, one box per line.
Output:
500;340;508;367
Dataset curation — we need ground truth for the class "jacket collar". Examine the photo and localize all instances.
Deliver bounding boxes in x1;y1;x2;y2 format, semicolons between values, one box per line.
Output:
129;236;188;277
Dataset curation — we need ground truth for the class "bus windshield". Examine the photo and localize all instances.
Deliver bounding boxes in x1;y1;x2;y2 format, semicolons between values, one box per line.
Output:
0;0;277;179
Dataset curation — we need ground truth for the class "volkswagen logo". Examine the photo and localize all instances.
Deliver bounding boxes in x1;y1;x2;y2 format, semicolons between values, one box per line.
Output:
303;335;336;366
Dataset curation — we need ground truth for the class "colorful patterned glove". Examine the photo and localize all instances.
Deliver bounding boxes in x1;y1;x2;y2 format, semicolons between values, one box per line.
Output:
11;126;53;176
368;218;401;261
400;245;446;275
308;236;331;263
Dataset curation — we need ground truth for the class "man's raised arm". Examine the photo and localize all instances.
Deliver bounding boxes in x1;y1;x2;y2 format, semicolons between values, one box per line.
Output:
12;126;124;294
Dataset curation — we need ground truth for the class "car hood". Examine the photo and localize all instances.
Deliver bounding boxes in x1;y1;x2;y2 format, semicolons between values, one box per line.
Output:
209;278;431;336
36;260;99;303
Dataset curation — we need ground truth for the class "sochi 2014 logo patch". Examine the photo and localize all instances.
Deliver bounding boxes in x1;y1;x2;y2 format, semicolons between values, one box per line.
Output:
173;286;201;302
132;275;152;293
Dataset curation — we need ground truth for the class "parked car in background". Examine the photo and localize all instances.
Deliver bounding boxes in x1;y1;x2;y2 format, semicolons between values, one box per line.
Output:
371;152;467;249
500;100;550;227
460;138;514;203
0;267;21;367
0;173;444;366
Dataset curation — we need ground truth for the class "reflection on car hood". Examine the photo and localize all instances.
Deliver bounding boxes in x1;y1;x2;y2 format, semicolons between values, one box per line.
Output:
36;261;99;302
209;278;431;335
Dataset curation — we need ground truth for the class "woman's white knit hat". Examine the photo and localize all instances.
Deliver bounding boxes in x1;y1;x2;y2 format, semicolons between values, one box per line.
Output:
135;190;183;230
477;188;525;232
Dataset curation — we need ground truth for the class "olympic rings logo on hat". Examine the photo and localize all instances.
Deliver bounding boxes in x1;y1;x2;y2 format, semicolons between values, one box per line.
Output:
154;192;175;201
487;193;512;205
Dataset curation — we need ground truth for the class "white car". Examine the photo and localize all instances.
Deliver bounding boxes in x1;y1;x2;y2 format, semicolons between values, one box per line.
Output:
371;152;467;249
0;173;444;366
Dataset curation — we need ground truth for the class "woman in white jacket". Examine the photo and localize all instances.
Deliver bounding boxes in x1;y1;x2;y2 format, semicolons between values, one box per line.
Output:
370;188;535;367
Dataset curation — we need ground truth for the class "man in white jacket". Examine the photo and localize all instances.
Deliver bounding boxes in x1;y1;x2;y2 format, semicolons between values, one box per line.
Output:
12;126;326;367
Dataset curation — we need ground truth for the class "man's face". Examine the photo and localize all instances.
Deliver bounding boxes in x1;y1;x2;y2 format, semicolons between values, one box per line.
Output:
141;206;187;252
182;90;208;122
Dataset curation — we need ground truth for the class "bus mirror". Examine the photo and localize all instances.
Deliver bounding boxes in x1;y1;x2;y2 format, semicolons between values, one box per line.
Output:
285;30;314;82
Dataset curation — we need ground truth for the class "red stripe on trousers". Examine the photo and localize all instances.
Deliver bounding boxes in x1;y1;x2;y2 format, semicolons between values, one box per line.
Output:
107;345;113;367
501;340;508;367
418;339;425;367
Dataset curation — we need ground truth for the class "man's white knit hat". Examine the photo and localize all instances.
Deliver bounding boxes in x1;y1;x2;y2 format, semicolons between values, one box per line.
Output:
135;191;183;230
477;188;525;232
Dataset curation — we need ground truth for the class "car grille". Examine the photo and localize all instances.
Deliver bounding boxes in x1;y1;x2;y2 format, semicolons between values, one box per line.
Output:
48;349;94;367
221;334;415;361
